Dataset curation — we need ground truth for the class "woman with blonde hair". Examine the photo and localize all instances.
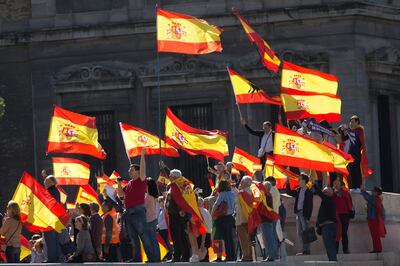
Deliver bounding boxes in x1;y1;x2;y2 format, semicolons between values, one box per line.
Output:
0;201;22;262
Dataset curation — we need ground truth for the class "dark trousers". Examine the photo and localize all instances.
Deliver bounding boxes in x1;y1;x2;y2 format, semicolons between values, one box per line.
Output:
5;246;20;263
260;152;273;170
336;214;350;253
216;215;235;261
103;244;120;262
43;230;61;262
169;215;190;262
159;229;173;260
348;155;362;189
119;235;133;262
321;223;338;261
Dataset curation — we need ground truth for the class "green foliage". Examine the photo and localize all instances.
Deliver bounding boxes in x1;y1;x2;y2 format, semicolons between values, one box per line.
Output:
0;97;4;120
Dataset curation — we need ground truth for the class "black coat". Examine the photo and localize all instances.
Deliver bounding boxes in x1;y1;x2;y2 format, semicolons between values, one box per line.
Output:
314;185;337;226
286;183;313;220
244;124;274;150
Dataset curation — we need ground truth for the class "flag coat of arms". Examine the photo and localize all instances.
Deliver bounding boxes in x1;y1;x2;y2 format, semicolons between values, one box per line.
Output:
227;68;281;105
12;172;70;233
165;108;228;161
157;8;222;54
120;122;179;158
47;105;106;159
234;11;280;73
231;147;262;175
52;157;90;185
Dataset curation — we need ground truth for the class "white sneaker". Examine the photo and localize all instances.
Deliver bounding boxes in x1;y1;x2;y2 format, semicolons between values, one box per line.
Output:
190;255;199;263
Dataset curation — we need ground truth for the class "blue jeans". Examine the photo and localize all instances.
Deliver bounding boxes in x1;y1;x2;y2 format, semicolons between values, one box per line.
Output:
261;221;278;260
321;223;337;261
43;230;61;262
296;210;310;254
145;219;160;262
5;246;20;263
124;205;155;262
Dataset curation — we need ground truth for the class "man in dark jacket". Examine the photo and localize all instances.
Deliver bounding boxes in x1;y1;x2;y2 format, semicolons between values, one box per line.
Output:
89;202;103;258
314;184;337;261
286;173;313;255
240;117;273;168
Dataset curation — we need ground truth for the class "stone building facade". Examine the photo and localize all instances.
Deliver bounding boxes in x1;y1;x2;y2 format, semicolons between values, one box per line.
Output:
0;0;400;207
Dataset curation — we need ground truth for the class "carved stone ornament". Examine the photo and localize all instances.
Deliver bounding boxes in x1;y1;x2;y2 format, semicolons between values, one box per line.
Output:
367;47;400;65
52;62;135;84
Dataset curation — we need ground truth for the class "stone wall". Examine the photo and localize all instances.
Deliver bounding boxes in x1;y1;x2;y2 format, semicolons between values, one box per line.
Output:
0;0;30;21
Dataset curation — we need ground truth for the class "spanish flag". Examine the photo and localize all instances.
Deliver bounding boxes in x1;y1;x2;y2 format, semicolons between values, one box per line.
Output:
52;157;90;186
12;172;69;233
0;235;31;262
120;122;179;158
165;108;228;161
109;170;121;180
57;185;68;204
264;157;299;190
238;181;279;233
322;141;354;176
47;105;106;159
234;11;280;73
140;233;169;262
75;184;103;214
227;68;282;105
170;176;207;235
280;91;341;122
273;124;335;172
157;171;171;186
157;8;222;54
281;61;338;95
232;147;262;175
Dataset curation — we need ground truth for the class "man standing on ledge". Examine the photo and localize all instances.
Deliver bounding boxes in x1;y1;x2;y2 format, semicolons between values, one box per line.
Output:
240;117;273;168
117;148;156;262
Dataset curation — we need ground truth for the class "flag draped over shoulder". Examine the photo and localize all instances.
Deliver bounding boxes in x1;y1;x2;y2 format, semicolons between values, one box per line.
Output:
120;122;179;158
232;147;262;175
353;126;373;178
170;176;207;235
227;68;282;105
52;157;90;186
165;108;228;161
47;105;106;159
273;124;335;172
234;11;280;73
238;181;279;233
264;157;299;190
157;8;222;54
12;172;69;233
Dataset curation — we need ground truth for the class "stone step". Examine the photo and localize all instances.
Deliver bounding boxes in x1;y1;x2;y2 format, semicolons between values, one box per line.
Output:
288;252;380;262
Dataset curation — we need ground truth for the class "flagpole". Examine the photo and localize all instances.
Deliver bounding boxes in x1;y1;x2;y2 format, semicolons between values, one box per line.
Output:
236;103;243;120
156;2;162;162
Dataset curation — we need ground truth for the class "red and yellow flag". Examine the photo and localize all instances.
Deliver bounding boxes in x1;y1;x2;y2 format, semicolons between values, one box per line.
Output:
273;124;335;172
234;11;280;73
232;147;262;175
57;185;68;204
281;61;338;95
75;184;103;214
264;157;299;190
165;108;228;161
140;233;169;262
52;157;90;186
157;8;222;54
120;122;179;158
157;171;171;186
280;91;341;122
0;235;31;262
322;141;354;176
12;172;70;233
227;68;281;105
47;105;106;159
109;170;121;180
170;176;206;235
238;181;279;233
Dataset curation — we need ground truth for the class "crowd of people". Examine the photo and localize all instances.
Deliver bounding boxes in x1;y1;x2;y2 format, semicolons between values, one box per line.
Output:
0;115;387;263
